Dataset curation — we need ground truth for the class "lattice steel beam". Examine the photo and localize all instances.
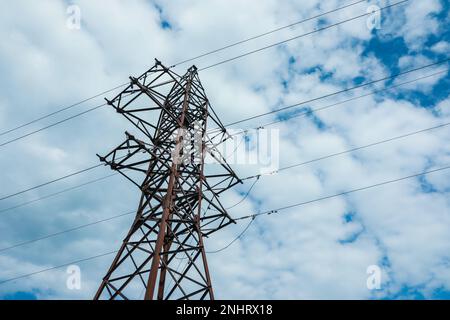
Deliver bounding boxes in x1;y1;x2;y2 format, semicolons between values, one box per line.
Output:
94;60;241;300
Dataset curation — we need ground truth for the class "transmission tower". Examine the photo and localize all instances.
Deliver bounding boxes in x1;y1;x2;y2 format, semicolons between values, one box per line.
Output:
94;60;241;300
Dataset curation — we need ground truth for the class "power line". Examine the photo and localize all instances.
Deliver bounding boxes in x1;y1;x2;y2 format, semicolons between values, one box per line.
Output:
236;165;450;221
0;89;135;149
3;119;449;252
1;0;438;288
225;177;260;210
0;0;366;136
0;173;117;215
206;217;255;254
220;58;450;128
3;58;445;150
3;163;450;285
0;1;409;146
0;103;106;148
0;163;103;202
0;84;127;137
0;211;134;253
171;0;367;67
0;0;369;140
210;164;450;251
0;250;118;285
267;124;450;180
241;121;450;181
1;64;445;202
0;137;246;211
0;155;135;204
209;175;260;211
0;176;257;257
228;69;448;137
198;0;409;71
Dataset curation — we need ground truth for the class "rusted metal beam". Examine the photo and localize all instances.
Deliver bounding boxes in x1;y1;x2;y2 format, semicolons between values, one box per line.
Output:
94;61;240;300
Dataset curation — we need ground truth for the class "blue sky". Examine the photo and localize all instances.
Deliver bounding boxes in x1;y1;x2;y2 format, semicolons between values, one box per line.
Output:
0;0;449;299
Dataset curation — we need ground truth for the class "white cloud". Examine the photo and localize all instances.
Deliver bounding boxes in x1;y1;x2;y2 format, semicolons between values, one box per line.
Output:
0;0;448;300
431;41;450;54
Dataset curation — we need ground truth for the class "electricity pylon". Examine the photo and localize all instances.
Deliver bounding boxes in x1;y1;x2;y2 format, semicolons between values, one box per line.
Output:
94;60;241;300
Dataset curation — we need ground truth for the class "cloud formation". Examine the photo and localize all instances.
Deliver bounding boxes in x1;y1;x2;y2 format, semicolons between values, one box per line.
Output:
0;0;449;299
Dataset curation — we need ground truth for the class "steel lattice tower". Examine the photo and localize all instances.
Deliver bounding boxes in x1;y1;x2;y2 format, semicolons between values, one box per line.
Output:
94;60;241;300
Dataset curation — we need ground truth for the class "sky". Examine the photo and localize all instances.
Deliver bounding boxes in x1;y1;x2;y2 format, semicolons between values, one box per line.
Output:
0;0;449;300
